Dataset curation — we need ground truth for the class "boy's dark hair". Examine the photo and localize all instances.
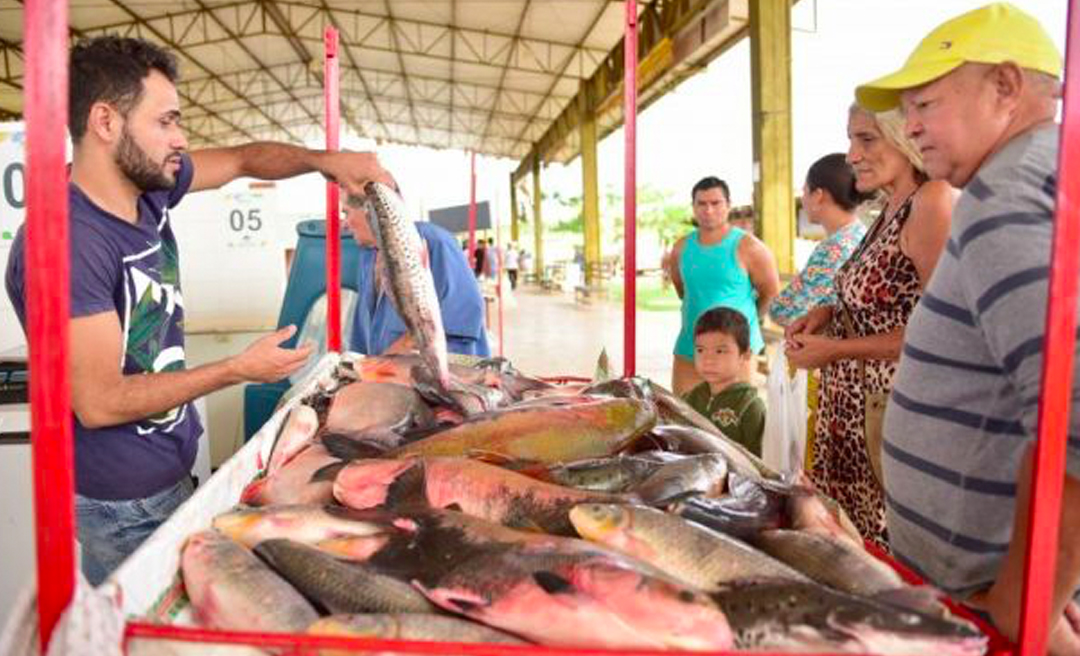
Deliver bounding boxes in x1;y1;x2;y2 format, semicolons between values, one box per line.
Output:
694;306;750;353
69;36;179;144
691;176;731;204
805;153;873;211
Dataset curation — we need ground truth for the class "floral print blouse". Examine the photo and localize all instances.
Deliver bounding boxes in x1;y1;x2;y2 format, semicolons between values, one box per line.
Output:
768;221;867;326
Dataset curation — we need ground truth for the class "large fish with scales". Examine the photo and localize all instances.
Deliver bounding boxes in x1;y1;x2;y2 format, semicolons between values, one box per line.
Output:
180;530;319;633
710;579;986;655
358;183;497;414
334;456;633;535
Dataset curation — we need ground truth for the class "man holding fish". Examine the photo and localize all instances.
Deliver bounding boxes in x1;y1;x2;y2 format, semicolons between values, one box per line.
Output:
4;35;395;585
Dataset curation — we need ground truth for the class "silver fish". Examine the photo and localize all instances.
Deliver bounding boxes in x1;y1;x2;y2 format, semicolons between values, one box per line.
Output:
710;580;986;655
361;182;450;390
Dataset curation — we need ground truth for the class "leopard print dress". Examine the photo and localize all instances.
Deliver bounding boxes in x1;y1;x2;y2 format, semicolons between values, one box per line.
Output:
810;192;922;550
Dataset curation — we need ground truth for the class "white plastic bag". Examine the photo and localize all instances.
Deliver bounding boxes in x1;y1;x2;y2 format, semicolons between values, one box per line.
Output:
762;348;809;474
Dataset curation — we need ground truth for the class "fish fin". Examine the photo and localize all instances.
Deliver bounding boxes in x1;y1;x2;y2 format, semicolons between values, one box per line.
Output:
383;460;427;508
533;571;576;595
309;460;348;483
265;408;295;472
466;449;517;466
239;477;268;505
872;586;949;618
374;252;391;302
641;488;700;508
321;432;387;461
414;582;489;615
518;519;549;533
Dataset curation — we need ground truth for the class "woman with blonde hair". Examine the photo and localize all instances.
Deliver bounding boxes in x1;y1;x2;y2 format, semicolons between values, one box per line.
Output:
785;105;955;548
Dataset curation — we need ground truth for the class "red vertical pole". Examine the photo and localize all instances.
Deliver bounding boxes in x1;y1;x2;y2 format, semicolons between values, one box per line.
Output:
468;151;478;270
496;188;505;358
1019;2;1080;654
25;0;75;648
324;27;342;352
622;0;638;378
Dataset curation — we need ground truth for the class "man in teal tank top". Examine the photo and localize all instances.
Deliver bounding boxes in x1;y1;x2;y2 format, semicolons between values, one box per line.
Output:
665;177;780;395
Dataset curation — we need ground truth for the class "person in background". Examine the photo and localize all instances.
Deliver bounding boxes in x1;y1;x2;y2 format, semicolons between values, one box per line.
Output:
504;243;520;290
520;249;534;283
345;197;490;358
485;237;501;281
683;306;766;456
667;176;780;395
729;208;755;234
858;4;1079;651
785;105;955;548
769;154;870;327
473;238;487;279
3;35;394;585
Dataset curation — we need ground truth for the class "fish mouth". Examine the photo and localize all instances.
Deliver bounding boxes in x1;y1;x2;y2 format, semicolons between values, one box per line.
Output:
211;512;259;541
568;505;616;535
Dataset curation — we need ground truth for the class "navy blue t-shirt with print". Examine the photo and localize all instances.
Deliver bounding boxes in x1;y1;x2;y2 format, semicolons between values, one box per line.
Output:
4;155;202;501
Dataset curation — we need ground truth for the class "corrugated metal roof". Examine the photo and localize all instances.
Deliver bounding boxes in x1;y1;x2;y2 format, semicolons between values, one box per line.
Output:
0;0;633;158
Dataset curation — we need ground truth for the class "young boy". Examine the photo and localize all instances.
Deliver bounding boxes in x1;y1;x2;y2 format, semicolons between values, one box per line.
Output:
682;306;766;456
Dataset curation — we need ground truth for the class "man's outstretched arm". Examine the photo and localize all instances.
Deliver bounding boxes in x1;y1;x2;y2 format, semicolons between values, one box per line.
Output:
189;143;393;196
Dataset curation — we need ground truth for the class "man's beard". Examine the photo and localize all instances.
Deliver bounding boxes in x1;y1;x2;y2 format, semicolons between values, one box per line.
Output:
116;127;175;192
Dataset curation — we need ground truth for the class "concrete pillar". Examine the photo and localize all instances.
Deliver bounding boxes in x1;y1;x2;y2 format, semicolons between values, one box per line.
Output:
579;83;601;287
749;0;795;275
532;154;544;278
509;174;520;244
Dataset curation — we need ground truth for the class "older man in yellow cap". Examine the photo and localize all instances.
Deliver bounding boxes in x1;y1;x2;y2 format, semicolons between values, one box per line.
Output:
859;3;1079;652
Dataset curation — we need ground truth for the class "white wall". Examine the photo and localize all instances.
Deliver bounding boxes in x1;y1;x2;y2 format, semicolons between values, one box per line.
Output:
169;180;297;333
0;124;26;353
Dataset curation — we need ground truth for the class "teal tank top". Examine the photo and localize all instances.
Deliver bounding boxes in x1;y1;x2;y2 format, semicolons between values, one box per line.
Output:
674;227;763;358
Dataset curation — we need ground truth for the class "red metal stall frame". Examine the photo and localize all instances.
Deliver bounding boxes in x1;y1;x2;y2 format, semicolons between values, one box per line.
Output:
24;0;74;648
496;178;506;358
20;0;1078;653
468;150;478;270
324;26;342;353
1019;0;1080;653
622;0;638;378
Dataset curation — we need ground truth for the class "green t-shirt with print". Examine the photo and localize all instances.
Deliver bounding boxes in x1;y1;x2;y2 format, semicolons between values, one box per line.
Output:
682;381;765;457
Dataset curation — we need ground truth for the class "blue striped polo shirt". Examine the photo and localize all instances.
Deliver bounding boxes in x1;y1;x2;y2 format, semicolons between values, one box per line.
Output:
883;124;1079;599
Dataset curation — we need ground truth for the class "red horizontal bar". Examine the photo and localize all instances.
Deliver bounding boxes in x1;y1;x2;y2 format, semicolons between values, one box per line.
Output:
124;622;887;656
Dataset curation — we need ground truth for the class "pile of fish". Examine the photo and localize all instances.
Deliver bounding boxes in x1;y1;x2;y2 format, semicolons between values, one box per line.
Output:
176;182;986;655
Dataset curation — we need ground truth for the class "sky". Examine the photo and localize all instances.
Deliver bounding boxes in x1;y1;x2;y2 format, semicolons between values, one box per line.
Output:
283;0;1069;233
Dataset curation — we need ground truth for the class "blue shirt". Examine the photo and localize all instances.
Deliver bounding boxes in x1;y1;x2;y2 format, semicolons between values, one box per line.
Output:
5;155;201;501
350;221;490;357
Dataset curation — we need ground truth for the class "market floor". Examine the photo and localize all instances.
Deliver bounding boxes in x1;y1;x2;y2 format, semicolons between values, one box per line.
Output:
492;284;682;385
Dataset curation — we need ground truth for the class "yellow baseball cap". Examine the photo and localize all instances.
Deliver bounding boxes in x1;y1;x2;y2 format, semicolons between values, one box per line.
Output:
855;2;1062;111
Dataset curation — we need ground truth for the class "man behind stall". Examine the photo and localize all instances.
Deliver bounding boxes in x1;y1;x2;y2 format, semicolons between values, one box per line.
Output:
683;306;765;456
344;196;490;358
856;3;1080;652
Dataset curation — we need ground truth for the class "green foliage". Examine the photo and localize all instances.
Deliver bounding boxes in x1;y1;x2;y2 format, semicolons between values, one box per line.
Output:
634;186;692;247
546;185;690;246
605;275;682;312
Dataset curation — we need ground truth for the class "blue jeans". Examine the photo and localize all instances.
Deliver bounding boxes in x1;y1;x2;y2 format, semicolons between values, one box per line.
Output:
75;477;194;586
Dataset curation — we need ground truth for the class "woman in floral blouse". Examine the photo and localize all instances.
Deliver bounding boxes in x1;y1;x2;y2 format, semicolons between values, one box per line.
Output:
769;154;870;327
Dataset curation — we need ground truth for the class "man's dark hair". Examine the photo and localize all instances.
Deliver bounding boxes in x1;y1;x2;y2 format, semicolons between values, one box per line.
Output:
488;237;495;245
69;36;179;144
805;153;872;211
694;306;750;354
691;176;731;204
